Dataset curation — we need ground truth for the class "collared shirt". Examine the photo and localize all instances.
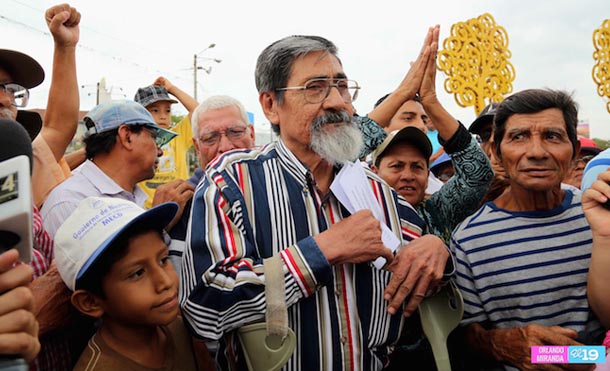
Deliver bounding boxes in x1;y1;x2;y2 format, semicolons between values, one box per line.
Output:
166;167;205;273
180;139;426;371
40;159;147;239
30;206;53;278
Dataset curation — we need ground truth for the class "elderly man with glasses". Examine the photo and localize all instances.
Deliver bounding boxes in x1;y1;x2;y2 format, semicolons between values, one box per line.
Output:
165;95;256;273
180;29;452;371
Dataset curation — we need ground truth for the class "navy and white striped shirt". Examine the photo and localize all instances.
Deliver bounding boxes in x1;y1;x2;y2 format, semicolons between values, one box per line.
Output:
451;191;603;369
180;140;426;371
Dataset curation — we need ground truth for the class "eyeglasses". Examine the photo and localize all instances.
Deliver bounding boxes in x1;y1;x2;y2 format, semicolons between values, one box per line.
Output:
275;78;360;104
0;82;29;108
198;126;248;146
142;126;165;148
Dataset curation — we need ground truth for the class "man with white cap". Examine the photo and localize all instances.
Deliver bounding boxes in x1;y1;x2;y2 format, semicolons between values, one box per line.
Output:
40;100;178;239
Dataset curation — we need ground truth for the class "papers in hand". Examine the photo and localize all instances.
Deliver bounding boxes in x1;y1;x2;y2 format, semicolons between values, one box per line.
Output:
330;161;401;269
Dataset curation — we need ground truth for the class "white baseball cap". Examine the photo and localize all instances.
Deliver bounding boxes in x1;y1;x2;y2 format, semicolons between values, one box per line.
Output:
54;197;178;291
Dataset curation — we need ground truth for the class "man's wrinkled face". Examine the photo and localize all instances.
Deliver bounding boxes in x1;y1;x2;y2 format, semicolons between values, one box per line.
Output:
192;105;255;169
0;67;17;121
494;108;576;192
269;51;357;162
131;125;163;181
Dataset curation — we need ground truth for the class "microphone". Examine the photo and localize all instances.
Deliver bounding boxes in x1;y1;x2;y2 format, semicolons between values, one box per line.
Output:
0;119;32;370
0;118;33;262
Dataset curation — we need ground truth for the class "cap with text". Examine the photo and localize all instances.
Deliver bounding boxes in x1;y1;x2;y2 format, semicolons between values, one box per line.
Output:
54;197;178;291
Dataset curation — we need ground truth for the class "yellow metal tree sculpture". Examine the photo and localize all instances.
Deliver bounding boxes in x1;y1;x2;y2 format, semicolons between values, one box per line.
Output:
593;19;610;114
437;13;515;115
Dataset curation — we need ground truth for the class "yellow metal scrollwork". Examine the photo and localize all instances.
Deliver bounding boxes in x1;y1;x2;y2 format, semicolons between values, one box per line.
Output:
437;13;515;114
593;19;610;114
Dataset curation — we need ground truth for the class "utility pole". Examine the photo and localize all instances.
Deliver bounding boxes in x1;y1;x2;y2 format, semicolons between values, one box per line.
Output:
193;43;221;102
193;54;198;101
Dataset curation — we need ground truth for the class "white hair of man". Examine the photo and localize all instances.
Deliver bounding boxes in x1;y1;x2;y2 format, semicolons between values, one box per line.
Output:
191;95;251;138
309;110;363;165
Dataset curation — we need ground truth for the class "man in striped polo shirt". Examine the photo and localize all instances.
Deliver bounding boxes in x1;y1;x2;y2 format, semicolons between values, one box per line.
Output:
180;29;453;371
451;89;604;370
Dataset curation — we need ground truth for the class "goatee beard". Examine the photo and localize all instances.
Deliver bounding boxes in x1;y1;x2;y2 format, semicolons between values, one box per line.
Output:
309;111;363;166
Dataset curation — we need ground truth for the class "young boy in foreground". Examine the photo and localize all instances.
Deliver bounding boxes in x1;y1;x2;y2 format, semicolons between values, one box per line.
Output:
54;197;199;370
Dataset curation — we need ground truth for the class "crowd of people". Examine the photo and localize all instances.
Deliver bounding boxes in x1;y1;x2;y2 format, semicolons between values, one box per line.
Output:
1;3;610;371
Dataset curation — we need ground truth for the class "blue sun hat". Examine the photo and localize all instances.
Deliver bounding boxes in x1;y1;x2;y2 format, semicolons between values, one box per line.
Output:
83;100;177;147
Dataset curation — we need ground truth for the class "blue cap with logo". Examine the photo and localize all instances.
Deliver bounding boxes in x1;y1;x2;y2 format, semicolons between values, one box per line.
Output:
83;100;177;147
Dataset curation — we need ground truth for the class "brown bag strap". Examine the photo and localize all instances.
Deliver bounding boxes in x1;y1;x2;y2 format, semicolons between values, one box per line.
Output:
263;254;288;339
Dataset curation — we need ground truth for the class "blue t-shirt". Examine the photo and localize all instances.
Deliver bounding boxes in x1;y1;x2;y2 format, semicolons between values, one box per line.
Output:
427;129;442;153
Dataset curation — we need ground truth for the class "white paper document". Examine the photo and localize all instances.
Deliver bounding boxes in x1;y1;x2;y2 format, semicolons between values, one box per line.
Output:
330;161;401;269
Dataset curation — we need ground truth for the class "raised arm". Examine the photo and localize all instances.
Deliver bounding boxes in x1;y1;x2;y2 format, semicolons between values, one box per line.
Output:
582;169;610;327
418;25;460;141
367;27;435;127
154;77;198;116
41;4;80;161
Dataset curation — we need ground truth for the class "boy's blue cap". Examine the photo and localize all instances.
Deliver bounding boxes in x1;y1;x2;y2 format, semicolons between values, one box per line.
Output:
84;100;177;147
54;197;178;291
430;152;452;175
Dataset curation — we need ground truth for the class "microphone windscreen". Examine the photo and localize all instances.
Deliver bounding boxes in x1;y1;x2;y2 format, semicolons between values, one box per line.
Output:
0;118;33;174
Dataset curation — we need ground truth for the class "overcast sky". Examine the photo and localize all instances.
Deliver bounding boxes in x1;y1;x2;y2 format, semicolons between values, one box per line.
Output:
2;0;609;141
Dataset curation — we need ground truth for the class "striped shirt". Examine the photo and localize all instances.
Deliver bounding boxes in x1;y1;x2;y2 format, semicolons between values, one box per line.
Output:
451;191;603;370
180;139;426;371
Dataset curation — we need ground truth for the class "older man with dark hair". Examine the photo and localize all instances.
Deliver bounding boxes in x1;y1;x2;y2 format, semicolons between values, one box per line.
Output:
451;89;604;370
40;100;177;238
180;29;451;370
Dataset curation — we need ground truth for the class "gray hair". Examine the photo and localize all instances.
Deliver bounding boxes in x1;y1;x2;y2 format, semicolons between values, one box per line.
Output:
191;95;251;138
255;35;340;135
255;35;340;104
